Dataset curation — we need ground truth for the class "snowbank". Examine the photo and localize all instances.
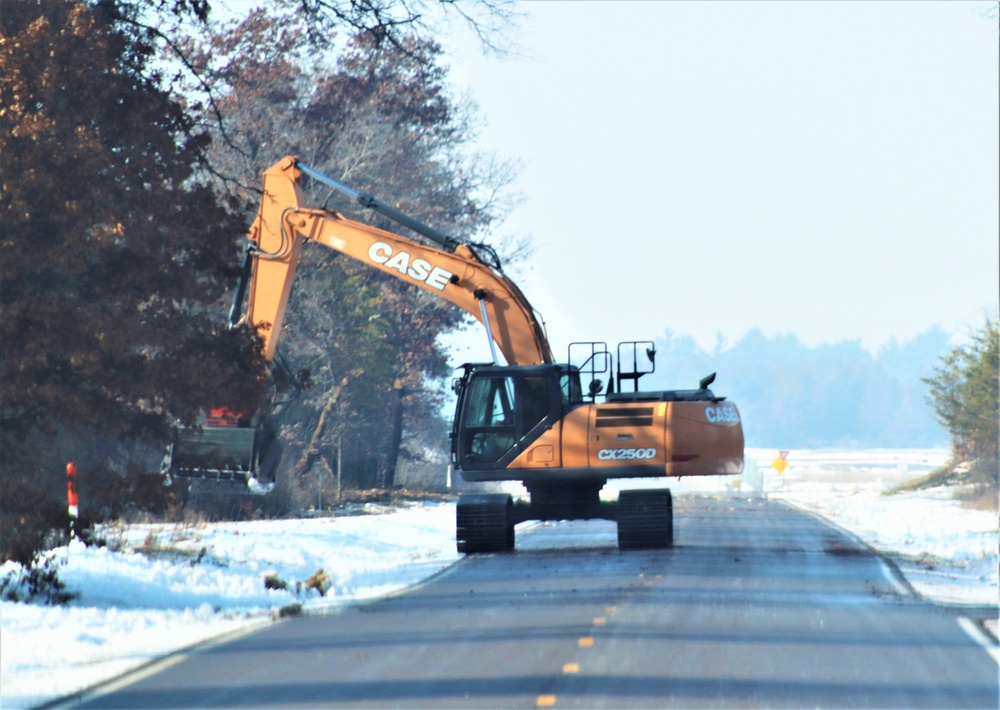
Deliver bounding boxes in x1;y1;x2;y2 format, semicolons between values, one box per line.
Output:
1;504;460;709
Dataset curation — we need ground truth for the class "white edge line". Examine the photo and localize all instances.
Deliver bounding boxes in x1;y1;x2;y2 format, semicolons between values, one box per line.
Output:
79;654;189;700
49;618;276;709
958;616;1000;665
50;556;468;707
778;498;918;600
878;557;912;597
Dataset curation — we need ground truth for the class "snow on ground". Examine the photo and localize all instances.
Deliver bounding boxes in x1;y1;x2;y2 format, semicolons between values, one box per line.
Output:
750;448;998;607
1;449;997;708
0;504;461;709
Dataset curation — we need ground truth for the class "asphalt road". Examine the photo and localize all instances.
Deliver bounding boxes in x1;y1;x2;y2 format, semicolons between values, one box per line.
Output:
78;496;998;709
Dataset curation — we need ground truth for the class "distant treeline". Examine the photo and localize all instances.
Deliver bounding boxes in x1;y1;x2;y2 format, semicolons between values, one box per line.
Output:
640;327;952;449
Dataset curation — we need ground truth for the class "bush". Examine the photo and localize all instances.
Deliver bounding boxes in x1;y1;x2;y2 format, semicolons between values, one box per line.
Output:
84;462;181;521
0;553;76;605
924;315;999;491
0;479;77;605
0;468;70;567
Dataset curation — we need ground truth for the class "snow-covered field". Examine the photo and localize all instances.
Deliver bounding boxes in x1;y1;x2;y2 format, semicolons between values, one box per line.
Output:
1;449;997;708
746;448;998;607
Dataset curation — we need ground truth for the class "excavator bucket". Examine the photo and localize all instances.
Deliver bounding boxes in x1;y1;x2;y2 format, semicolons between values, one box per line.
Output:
168;426;258;481
165;409;275;491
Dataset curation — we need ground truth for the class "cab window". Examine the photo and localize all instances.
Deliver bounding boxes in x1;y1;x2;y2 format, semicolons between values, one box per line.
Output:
560;372;582;404
462;375;517;464
521;375;549;432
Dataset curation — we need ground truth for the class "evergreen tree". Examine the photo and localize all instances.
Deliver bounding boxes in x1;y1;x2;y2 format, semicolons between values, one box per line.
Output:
924;315;999;490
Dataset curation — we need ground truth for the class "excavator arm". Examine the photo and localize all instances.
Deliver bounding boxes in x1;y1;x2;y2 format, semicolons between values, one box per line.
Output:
176;156;743;537
240;157;553;367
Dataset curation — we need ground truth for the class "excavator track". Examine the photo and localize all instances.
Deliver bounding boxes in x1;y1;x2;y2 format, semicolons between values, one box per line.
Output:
456;494;514;553
616;488;673;549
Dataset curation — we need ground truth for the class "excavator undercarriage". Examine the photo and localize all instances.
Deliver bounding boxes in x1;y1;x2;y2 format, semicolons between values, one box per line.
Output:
455;487;674;553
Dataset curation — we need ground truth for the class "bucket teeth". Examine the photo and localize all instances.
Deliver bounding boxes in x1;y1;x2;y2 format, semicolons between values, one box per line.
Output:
168;425;258;483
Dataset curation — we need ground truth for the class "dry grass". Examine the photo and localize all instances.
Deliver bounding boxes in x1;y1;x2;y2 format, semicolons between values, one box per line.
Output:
883;460;998;511
885;465;963;495
339;487;457;505
953;485;999;512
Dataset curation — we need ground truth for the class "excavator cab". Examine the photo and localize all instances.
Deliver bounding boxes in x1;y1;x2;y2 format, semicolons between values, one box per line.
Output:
451;343;667;481
451;363;581;472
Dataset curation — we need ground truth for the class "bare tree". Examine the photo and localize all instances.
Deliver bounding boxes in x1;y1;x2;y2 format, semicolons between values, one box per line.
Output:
182;14;525;500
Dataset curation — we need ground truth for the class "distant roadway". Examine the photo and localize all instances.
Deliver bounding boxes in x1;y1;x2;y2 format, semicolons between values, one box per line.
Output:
75;496;998;709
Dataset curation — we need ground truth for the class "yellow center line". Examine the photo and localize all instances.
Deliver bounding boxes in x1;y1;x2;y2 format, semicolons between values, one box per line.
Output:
536;694;558;707
578;636;594;647
563;662;580;673
593;617;606;626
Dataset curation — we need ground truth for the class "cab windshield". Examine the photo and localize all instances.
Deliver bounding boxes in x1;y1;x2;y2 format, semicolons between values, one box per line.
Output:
458;371;555;466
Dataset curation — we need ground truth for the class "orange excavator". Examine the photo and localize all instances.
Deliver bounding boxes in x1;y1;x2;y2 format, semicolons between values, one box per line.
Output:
203;157;744;551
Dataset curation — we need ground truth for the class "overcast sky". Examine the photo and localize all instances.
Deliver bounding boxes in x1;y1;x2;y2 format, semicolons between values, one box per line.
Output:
441;1;998;359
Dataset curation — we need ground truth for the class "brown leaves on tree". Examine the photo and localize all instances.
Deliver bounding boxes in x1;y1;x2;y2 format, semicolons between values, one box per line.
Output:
1;1;269;561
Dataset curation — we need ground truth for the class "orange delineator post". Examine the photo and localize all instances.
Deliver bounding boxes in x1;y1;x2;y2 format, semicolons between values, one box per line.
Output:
66;462;79;537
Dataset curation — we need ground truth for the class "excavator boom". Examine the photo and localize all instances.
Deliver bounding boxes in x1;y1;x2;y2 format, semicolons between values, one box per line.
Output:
243;157;553;367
